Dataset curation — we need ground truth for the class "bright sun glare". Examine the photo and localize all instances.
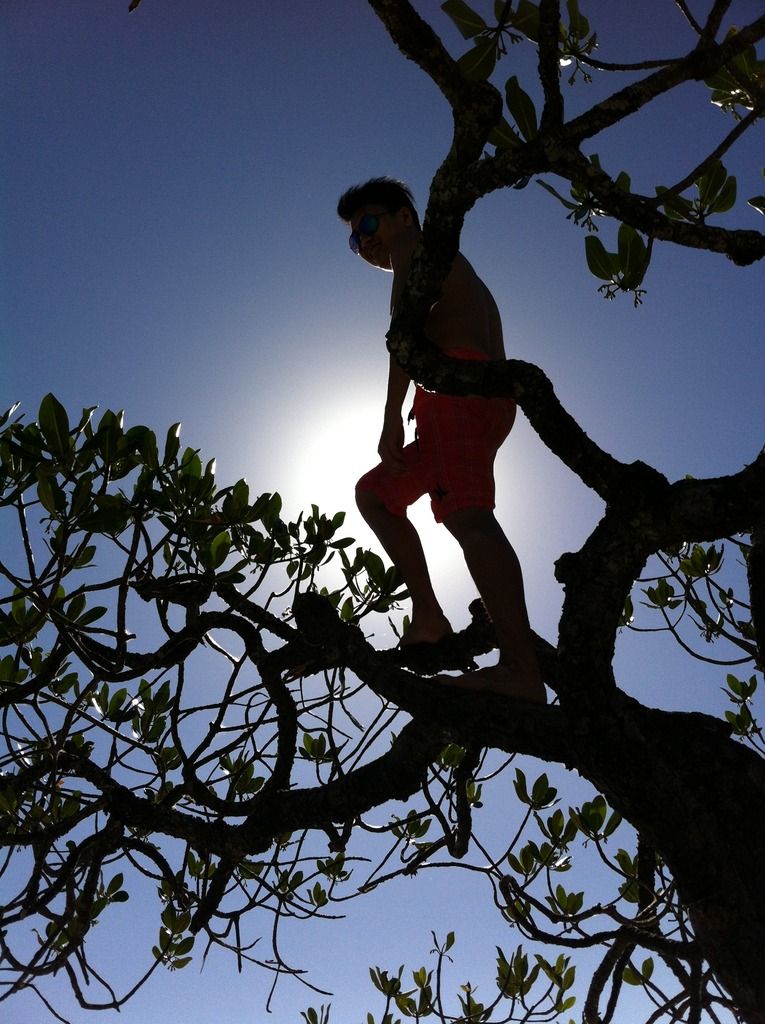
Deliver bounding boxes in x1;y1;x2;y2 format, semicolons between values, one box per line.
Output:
282;384;483;631
266;351;544;639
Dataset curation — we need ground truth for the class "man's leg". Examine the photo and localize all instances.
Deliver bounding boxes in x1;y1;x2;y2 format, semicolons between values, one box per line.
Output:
356;488;451;645
444;507;546;702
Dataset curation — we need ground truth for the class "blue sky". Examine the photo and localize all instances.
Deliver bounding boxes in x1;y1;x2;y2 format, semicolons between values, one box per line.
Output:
2;2;764;1021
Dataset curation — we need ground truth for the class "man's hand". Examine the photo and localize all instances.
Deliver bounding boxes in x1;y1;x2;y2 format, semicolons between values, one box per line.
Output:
378;415;406;475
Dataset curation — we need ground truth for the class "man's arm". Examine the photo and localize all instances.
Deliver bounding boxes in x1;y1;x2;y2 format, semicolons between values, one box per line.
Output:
378;356;409;475
377;229;419;474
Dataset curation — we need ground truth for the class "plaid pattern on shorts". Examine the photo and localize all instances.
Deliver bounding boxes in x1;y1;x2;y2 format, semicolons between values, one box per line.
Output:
356;382;515;524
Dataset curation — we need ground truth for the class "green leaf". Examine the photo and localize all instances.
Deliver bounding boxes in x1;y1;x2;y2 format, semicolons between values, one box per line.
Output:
697;159;727;207
513;767;530;804
174;936;195;956
79;605;107;626
727;673;745;697
38;393;71;461
164;422;181;465
96;409;124;466
0;401;20;429
505;75;537;140
617;224;648;288
566;0;589;39
364;551;386;588
709;174;737;214
106;872;125;896
748;196;765;215
618;594;634;627
209;530;231;569
441;0;488;39
530;773;557;808
622;964;642;985
604;809;623;837
584;235;615;281
512;0;540;42
439;743;466;768
107;687;128;719
412;966;429;988
488;116;521;150
71;472;94;517
224;477;250;518
179;447;202;479
457;36;497;80
261;491;283;530
36;471;61;514
74;544;97;568
66;594;87;622
655;186;692;221
133;425;159;469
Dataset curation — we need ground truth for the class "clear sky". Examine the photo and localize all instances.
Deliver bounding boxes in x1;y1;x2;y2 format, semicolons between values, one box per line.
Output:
2;2;764;1021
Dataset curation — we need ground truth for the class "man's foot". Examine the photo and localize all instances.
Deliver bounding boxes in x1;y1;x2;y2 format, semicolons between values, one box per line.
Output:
433;664;547;704
399;614;453;647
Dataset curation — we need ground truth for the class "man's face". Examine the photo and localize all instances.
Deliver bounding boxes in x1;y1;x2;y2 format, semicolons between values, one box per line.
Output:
349;204;411;270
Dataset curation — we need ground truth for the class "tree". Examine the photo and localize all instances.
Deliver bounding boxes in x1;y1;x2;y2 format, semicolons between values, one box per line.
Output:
1;2;764;1022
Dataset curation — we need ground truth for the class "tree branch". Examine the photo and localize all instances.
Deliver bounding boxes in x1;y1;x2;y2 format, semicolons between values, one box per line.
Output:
649;105;763;207
555;148;765;265
747;516;765;666
538;0;564;132
366;0;502;152
561;14;765;148
380;341;669;505
699;0;734;48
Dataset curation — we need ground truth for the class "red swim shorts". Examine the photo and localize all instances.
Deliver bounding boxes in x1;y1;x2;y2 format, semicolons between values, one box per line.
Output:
356;352;516;524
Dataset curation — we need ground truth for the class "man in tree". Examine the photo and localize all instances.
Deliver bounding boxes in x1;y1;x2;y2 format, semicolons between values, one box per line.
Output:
338;177;545;703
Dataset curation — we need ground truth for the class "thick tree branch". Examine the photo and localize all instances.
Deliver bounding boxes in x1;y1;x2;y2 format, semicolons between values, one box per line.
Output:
553;449;765;706
699;0;734;48
366;0;502;152
660;448;765;545
748;517;765;666
381;340;669;506
556;149;765;266
293;591;571;764
538;0;564;132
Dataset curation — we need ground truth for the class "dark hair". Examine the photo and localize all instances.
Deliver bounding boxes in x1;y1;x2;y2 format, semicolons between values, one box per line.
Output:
336;177;420;228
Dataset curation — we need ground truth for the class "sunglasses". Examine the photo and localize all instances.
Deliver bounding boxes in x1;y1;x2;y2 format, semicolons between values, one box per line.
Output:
348;211;390;255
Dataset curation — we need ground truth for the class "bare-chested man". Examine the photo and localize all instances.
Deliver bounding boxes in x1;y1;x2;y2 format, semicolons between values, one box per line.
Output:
337;177;545;703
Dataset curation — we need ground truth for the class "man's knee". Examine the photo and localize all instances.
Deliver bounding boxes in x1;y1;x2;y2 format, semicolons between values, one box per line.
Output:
443;505;497;541
355;484;374;512
355;483;384;518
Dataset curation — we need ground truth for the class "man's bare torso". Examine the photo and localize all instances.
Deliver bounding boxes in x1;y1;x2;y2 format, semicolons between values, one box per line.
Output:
421;252;505;361
389;233;505;362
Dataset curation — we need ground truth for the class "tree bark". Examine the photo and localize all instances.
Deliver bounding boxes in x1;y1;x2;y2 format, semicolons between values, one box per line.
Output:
572;698;765;1024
